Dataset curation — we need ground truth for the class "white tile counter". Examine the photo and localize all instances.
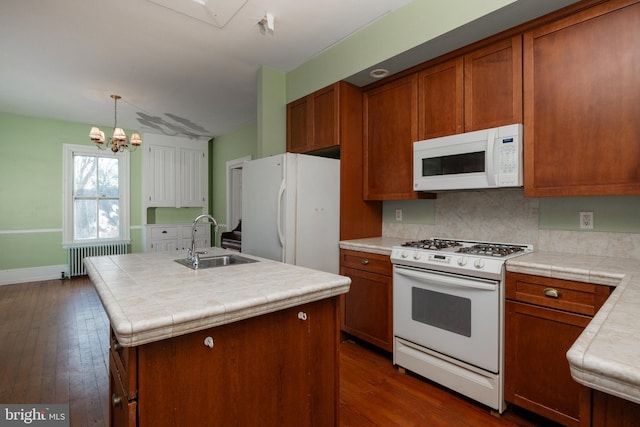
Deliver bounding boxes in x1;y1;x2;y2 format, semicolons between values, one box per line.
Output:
85;247;351;347
507;252;640;405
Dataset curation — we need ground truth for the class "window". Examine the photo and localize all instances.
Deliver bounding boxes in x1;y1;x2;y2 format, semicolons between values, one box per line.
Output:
63;144;130;246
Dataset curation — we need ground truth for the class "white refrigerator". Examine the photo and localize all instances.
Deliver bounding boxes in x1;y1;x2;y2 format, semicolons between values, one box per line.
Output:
241;153;340;274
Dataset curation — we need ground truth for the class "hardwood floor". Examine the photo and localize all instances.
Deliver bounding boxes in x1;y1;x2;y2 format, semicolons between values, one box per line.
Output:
0;278;557;426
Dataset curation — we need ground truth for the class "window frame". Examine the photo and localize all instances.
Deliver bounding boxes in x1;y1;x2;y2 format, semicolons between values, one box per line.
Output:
62;143;131;247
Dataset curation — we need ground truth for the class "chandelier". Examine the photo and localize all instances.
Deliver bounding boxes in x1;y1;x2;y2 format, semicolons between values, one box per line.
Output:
89;95;142;153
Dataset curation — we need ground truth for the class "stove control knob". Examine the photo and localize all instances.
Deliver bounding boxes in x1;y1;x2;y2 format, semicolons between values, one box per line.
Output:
474;258;485;269
457;257;468;267
401;250;409;259
413;251;422;260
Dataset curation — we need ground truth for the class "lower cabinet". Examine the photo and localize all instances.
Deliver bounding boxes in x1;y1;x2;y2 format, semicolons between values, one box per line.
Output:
505;272;612;426
144;224;210;253
109;297;339;427
339;249;392;352
591;390;640;427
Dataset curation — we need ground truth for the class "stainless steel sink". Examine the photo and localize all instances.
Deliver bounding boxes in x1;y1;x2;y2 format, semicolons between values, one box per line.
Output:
174;254;258;270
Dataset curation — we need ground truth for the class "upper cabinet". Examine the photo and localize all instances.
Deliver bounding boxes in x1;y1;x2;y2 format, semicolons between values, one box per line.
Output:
417;36;523;140
363;74;420;200
524;0;640;197
286;81;382;240
143;135;208;208
286;83;339;154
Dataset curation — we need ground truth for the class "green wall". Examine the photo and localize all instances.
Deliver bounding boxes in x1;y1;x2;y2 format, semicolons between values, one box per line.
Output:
210;121;258;244
0;112;144;270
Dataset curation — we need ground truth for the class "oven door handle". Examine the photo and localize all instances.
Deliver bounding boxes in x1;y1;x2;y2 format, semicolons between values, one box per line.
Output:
395;266;497;291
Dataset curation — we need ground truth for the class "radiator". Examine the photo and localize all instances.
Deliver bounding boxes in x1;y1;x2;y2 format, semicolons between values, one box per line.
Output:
68;243;128;277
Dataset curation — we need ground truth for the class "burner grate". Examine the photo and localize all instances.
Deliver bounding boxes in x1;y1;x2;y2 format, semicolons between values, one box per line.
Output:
401;239;462;251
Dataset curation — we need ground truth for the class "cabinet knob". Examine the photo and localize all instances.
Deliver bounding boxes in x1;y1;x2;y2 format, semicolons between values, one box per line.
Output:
297;311;308;321
204;336;214;348
360;258;369;265
112;393;123;409
543;287;560;298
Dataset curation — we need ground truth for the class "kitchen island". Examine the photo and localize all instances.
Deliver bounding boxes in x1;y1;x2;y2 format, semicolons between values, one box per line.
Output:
85;247;351;427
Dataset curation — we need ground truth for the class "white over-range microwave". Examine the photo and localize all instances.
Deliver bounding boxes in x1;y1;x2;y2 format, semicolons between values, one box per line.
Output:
413;124;523;192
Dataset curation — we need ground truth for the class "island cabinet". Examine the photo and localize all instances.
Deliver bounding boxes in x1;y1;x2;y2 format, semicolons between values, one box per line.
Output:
363;74;421;201
505;272;612;426
417;35;523;140
523;0;640;197
108;297;340;427
339;249;392;352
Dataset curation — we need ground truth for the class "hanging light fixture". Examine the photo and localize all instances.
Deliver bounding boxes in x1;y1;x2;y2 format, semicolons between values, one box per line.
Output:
89;95;142;153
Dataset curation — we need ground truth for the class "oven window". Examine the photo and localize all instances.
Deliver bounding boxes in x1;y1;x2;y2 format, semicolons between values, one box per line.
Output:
421;151;485;176
411;287;471;337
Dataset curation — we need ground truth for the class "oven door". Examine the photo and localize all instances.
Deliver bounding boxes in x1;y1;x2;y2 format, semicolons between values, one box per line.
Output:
393;265;500;373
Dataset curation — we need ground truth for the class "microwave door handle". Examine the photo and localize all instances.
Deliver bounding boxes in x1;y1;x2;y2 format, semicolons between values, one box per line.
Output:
395;266;497;291
486;129;497;186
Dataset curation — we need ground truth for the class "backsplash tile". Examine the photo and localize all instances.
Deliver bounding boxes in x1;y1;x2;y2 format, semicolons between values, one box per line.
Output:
382;190;640;260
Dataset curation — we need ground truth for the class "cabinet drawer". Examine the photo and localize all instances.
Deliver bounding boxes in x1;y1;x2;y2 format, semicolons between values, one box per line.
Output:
149;226;178;240
109;355;137;427
506;272;611;316
340;249;391;276
110;329;137;401
180;223;209;239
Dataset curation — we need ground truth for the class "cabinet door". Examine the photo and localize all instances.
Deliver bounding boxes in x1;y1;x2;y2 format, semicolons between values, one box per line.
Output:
340;266;392;351
363;74;419;200
286;96;309;153
179;148;206;207
146;145;176;207
417;57;463;140
464;35;522;132
524;1;640;196
505;300;591;426
137;298;338;426
309;83;339;151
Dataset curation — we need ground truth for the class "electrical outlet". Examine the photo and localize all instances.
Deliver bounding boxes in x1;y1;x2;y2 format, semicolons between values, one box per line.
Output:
580;211;593;230
395;209;403;221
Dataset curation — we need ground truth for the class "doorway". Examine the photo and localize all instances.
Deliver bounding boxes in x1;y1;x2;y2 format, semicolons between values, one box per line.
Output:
226;156;251;232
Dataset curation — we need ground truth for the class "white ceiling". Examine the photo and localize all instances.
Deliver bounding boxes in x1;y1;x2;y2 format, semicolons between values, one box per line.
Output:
0;0;580;141
0;0;412;139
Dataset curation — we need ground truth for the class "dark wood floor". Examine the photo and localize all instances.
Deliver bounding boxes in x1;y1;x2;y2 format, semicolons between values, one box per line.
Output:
0;278;557;426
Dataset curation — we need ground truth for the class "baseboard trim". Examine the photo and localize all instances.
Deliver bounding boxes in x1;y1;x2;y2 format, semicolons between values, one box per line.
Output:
0;264;69;286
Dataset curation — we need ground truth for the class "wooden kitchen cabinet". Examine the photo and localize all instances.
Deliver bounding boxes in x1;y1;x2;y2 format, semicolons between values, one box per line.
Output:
417;36;522;140
505;272;612;426
339;249;392;352
591;389;640;427
523;0;640;197
286;82;341;154
109;297;339;427
363;74;421;200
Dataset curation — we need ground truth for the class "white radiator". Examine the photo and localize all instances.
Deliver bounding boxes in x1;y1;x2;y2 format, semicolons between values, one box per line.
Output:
68;243;128;277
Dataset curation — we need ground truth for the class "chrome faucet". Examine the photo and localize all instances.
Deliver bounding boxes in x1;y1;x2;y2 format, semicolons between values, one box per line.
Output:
187;214;219;267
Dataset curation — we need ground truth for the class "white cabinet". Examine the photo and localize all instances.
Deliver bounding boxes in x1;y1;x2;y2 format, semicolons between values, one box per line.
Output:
145;224;210;253
143;135;208;208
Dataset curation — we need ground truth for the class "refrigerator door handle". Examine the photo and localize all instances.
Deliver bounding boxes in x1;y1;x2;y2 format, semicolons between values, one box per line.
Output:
276;178;286;250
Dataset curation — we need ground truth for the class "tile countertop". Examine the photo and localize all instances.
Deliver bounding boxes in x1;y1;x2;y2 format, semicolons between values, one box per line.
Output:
84;247;351;347
340;238;640;405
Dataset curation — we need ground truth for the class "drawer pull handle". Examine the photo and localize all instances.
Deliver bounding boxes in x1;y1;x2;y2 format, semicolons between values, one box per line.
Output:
360;258;369;265
543;287;560;298
112;393;123;409
112;340;122;352
297;311;308;321
162;230;168;234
